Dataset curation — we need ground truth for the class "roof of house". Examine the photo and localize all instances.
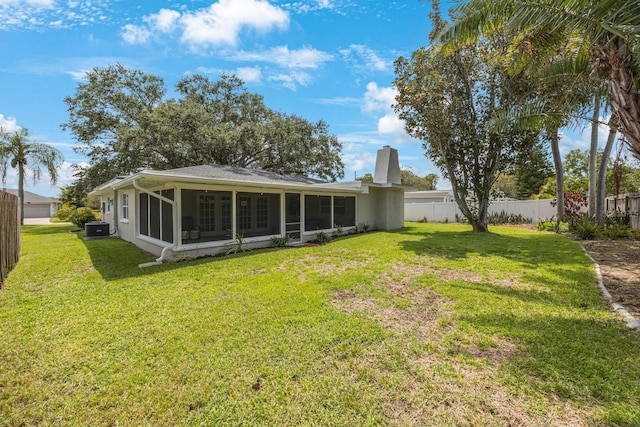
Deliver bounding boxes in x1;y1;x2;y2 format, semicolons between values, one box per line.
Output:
404;190;454;199
144;164;325;186
90;163;402;195
3;189;58;204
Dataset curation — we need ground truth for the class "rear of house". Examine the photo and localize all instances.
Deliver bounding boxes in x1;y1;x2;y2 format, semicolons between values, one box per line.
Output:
90;146;406;261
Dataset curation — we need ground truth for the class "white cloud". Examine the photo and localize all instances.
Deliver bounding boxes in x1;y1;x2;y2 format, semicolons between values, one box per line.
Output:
311;96;360;106
0;114;20;133
145;8;180;33
230;46;333;69
378;113;405;135
268;71;312;90
121;0;290;50
363;81;397;114
0;0;113;30
0;0;54;7
235;66;262;83
282;0;346;15
180;0;289;48
194;66;262;84
363;82;413;139
121;23;151;45
340;44;390;74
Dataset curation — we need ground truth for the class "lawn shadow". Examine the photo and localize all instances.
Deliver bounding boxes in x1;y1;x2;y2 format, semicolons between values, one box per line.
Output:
396;225;587;268
459;309;640;413
76;232;286;281
21;224;80;235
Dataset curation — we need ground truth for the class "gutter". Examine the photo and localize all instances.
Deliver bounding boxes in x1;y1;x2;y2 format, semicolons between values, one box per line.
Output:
133;179;178;267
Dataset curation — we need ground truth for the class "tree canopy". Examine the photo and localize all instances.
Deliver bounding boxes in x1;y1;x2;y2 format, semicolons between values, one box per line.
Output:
441;0;640;160
357;169;438;191
63;64;344;190
394;6;538;232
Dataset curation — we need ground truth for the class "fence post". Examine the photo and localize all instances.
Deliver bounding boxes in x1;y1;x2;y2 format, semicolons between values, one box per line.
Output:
0;191;21;288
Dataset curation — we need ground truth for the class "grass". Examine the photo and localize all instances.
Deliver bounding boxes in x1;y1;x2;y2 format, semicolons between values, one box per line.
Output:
1;223;639;426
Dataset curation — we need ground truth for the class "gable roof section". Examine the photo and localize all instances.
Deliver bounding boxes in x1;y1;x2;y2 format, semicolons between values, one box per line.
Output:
146;164;325;186
3;189;58;204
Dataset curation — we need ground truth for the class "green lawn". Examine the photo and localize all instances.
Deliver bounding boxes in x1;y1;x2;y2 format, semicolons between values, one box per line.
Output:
1;223;639;426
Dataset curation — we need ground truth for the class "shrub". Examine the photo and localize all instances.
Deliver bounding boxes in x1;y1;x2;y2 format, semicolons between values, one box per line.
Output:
605;210;630;227
271;235;291;247
487;211;532;225
602;223;630;239
551;189;588;218
334;225;344;236
314;231;330;245
225;232;246;254
71;207;97;229
55;203;76;221
537;218;569;232
356;222;370;233
571;216;599;240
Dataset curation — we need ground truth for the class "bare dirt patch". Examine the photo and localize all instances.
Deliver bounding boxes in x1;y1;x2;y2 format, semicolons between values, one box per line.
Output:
580;239;640;319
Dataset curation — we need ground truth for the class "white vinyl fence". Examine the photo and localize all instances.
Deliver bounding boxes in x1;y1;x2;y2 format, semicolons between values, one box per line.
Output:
405;199;557;224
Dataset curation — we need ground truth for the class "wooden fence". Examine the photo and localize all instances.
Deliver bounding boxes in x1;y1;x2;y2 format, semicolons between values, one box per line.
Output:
605;193;640;229
0;191;20;288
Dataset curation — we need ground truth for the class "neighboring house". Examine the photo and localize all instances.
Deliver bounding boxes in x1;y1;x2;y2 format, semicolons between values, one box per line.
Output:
4;189;59;218
405;190;455;204
90;146;407;262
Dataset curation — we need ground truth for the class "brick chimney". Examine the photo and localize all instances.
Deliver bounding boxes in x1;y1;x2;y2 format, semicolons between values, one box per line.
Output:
373;145;401;184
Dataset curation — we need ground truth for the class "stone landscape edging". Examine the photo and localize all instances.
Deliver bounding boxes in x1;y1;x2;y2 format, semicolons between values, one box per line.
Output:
581;247;640;330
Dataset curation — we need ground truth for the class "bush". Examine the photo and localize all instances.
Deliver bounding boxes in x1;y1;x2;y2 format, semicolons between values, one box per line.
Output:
55;203;76;221
605;211;630;227
602;223;630;239
571;216;599;240
551;189;588;218
314;231;330;245
487;211;532;225
536;218;569;232
70;207;97;229
271;235;291;247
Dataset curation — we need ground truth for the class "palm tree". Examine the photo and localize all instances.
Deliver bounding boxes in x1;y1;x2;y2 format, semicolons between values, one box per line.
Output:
0;128;63;225
440;0;640;160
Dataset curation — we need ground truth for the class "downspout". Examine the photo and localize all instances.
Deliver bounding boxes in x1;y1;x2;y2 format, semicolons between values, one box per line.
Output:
133;179;177;266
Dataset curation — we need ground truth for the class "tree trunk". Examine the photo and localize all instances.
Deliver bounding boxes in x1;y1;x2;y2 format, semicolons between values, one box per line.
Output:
470;218;489;233
603;39;640;161
18;161;24;226
596;121;617;225
588;93;600;218
549;127;565;221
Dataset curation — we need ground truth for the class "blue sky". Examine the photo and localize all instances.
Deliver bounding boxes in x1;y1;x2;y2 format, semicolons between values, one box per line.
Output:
1;0;600;197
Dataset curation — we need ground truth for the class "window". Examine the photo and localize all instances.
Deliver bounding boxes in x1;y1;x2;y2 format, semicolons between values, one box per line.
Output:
221;195;232;231
256;197;268;228
138;192;173;243
333;196;355;227
305;195;332;230
180;190;233;243
236;192;281;238
121;193;129;220
238;197;252;230
198;195;215;232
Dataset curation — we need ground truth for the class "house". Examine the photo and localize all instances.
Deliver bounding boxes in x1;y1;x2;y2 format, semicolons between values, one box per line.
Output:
3;189;59;218
90;146;406;262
